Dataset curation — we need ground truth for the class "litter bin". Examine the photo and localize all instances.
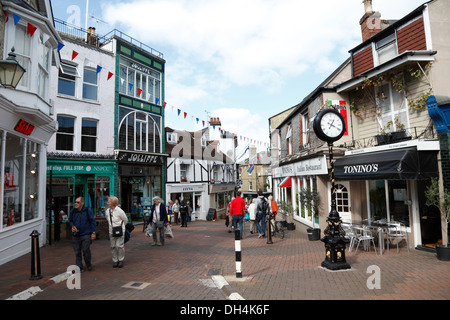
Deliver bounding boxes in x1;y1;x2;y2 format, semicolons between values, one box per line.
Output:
307;228;320;241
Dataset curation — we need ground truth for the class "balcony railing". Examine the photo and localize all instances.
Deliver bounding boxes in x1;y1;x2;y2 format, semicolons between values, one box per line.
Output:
53;18;164;59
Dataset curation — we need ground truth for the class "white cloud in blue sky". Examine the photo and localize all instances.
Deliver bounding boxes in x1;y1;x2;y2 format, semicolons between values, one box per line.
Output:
52;0;428;150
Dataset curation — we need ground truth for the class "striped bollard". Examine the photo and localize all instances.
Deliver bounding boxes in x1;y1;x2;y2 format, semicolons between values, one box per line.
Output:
235;229;242;278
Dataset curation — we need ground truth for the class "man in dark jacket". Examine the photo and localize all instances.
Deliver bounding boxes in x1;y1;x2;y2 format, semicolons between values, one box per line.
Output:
149;196;168;246
69;197;96;271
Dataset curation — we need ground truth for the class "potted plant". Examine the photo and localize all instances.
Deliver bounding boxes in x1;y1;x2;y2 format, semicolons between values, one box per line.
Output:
390;116;409;143
279;201;294;229
425;178;450;261
299;187;321;241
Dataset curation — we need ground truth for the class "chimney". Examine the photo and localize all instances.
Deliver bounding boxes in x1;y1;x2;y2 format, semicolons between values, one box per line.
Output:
249;145;257;160
360;0;381;42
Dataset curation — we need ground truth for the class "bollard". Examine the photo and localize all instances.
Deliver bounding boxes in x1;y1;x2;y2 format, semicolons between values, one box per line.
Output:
30;230;42;280
234;229;242;278
266;214;273;244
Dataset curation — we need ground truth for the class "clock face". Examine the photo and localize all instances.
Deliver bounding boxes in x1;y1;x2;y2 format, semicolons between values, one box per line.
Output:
320;111;344;138
313;109;346;142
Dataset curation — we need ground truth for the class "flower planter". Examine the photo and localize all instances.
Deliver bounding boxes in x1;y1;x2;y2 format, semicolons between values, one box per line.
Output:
391;130;410;143
436;244;450;261
376;134;391;145
307;227;320;241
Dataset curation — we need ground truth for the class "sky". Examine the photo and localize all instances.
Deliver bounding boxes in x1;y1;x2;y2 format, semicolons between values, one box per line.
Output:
51;0;428;153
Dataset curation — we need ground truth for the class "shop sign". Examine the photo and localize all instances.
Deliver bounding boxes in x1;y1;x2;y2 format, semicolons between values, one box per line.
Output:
14;119;35;136
295;156;328;176
118;151;164;165
47;164;113;174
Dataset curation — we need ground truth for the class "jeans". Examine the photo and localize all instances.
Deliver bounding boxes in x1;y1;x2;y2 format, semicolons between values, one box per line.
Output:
151;221;165;244
255;212;266;236
232;214;244;237
72;234;92;269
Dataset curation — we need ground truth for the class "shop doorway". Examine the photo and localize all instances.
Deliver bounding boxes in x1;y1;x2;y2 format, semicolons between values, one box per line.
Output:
418;180;442;248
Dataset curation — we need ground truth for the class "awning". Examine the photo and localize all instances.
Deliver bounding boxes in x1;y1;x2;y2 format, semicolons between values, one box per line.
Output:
278;176;292;188
334;147;438;181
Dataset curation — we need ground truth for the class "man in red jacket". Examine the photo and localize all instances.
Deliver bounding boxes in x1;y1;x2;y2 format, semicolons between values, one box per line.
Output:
230;191;246;239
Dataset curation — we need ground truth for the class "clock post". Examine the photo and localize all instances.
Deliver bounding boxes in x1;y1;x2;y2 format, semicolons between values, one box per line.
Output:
313;108;351;271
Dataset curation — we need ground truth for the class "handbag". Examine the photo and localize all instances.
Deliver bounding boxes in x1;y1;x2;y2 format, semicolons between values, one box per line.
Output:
109;209;123;237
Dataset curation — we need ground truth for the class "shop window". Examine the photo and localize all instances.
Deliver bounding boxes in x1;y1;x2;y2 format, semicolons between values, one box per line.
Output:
3;134;24;227
81;119;97;152
82;67;98;101
368;180;410;226
46;176;74;218
58;61;79;97
25;141;39;222
56;115;75;151
95;177;110;214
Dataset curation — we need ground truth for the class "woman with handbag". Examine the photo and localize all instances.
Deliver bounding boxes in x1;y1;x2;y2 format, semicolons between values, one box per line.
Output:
107;196;128;268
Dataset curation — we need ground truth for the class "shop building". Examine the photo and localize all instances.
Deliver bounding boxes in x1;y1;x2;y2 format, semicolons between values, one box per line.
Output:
165;127;232;220
0;0;62;265
104;32;166;218
47;23;116;217
270;0;450;250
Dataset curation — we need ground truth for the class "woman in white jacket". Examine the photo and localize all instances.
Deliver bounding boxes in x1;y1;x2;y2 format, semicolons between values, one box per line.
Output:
107;196;128;268
248;199;257;234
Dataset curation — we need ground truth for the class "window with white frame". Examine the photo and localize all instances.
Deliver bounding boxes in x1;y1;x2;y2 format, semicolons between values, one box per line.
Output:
56;115;75;151
81;119;97;152
37;32;51;100
376;82;408;132
58;61;79;97
286;123;293;155
13;24;31;88
167;132;177;144
118;56;161;105
301;112;310;147
118;106;162;153
376;33;398;65
82;67;98;101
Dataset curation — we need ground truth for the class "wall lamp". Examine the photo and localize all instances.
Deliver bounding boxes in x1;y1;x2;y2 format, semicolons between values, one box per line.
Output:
0;47;26;89
29;193;37;200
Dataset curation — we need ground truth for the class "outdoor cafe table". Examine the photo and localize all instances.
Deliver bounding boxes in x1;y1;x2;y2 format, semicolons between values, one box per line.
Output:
350;220;394;255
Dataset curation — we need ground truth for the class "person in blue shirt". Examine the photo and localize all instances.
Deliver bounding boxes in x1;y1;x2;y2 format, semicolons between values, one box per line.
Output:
69;197;96;272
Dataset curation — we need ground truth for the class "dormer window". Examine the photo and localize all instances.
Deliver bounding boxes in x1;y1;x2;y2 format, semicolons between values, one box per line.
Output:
167;132;178;144
376;33;397;65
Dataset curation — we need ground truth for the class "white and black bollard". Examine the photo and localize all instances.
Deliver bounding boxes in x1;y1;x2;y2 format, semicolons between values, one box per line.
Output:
234;229;242;278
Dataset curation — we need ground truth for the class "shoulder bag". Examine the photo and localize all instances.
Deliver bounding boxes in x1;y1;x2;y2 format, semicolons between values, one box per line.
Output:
109;209;123;237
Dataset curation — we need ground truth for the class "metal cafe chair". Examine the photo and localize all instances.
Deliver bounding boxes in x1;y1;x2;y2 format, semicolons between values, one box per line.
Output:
352;226;377;255
387;222;409;253
342;223;356;252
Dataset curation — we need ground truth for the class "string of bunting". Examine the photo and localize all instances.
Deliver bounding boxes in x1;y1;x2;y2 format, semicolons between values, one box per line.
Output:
163;100;270;151
4;10;268;150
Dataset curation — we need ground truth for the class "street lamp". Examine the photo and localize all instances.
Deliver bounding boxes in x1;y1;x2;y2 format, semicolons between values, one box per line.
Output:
0;47;26;89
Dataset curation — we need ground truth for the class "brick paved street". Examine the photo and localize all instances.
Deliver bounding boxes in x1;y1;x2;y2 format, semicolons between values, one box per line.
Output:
0;220;449;304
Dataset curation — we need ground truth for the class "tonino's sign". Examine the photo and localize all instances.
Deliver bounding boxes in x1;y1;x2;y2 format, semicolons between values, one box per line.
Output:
342;164;379;174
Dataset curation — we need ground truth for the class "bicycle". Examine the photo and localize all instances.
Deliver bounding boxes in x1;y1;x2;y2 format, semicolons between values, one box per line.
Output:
266;212;285;239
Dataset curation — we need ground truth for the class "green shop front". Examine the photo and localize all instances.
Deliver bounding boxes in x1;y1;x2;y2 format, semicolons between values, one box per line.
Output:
46;158;116;217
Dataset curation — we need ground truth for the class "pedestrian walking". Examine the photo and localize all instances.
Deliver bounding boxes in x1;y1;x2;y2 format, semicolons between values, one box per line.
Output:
248;198;257;234
106;196;128;268
230;191;246;239
255;191;269;238
172;199;180;224
167;200;173;223
268;195;278;231
149;196;169;245
179;201;189;227
225;197;235;233
69;197;96;272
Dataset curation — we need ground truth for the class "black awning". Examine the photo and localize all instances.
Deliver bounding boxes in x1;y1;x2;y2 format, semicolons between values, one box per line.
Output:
334;147;438;181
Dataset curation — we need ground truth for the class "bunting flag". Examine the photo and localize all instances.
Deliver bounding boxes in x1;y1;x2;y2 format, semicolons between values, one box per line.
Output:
155;98;159;105
13;13;20;25
96;65;102;74
107;72;114;80
27;23;37;37
138;88;142;96
202;120;205;126
164;102;167;108
71;50;78;60
196;118;199;124
177;109;181;116
184;112;187;119
57;42;65;52
128;83;133;91
5;11;8;23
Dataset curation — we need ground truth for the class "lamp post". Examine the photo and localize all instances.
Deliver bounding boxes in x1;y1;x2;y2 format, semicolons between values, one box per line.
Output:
0;47;26;88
